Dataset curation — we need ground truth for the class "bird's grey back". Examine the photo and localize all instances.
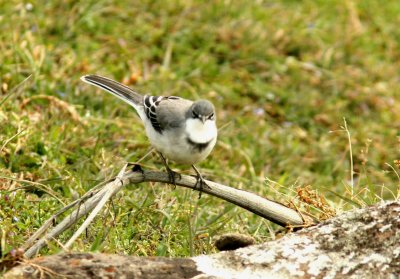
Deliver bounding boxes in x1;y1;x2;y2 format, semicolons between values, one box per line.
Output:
156;98;193;130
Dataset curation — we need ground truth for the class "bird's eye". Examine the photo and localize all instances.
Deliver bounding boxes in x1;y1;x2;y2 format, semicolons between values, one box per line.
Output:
192;111;199;118
208;113;214;120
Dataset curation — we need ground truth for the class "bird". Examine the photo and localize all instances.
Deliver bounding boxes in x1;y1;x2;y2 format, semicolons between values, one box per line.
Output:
80;74;217;191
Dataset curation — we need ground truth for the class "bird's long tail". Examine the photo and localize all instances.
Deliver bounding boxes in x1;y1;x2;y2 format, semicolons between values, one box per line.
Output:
81;75;143;107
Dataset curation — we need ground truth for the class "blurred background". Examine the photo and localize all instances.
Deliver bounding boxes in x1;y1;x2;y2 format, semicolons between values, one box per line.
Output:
1;0;399;257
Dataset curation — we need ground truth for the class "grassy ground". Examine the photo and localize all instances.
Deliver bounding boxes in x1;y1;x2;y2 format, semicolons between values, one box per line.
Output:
1;0;399;262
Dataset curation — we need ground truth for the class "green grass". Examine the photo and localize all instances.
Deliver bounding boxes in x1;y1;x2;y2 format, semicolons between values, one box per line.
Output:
1;0;399;263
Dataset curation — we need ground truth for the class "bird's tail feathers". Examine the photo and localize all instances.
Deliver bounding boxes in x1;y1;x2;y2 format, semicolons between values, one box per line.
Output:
81;75;143;107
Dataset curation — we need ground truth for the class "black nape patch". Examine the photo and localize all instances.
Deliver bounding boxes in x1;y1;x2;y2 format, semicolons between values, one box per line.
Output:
186;138;212;152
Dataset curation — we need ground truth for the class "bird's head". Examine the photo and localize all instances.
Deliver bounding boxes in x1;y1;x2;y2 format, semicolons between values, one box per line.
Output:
189;100;215;123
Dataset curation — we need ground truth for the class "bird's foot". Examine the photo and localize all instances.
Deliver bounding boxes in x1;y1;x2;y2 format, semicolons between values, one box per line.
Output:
165;166;181;188
157;152;181;188
127;162;144;174
192;165;211;199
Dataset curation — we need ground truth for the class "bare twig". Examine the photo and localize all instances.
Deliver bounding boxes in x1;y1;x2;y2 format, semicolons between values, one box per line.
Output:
20;94;83;123
342;118;354;195
0;127;26;154
21;179;109;250
23;187;107;258
0;74;33;107
23;164;315;258
1;175;65;205
64;165;128;249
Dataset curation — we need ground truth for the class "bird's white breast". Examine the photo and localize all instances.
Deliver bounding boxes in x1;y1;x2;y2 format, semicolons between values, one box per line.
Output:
185;118;217;144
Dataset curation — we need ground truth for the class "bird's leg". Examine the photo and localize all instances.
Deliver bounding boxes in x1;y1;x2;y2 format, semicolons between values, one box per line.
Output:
158;152;180;187
192;165;211;199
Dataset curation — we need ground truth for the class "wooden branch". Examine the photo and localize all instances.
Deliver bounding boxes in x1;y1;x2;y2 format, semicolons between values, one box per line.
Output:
22;164;315;258
130;168;313;226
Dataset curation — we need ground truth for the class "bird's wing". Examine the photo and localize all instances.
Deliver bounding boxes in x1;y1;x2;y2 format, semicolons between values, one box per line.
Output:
143;96;192;134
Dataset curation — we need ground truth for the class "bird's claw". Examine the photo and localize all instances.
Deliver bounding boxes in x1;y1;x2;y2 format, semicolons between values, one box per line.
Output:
166;167;181;188
128;162;144;174
158;152;181;188
192;165;211;199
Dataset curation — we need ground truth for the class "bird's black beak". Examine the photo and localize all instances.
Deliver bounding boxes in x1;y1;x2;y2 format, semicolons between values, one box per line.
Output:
201;116;206;123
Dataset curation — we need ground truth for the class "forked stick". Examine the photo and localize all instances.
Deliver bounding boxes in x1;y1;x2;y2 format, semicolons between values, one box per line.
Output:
23;164;315;258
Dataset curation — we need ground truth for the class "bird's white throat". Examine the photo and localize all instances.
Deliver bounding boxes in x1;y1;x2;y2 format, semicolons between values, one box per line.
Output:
185;118;217;143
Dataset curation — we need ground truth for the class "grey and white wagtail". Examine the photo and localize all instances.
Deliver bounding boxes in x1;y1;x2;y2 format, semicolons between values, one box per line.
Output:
81;75;217;189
